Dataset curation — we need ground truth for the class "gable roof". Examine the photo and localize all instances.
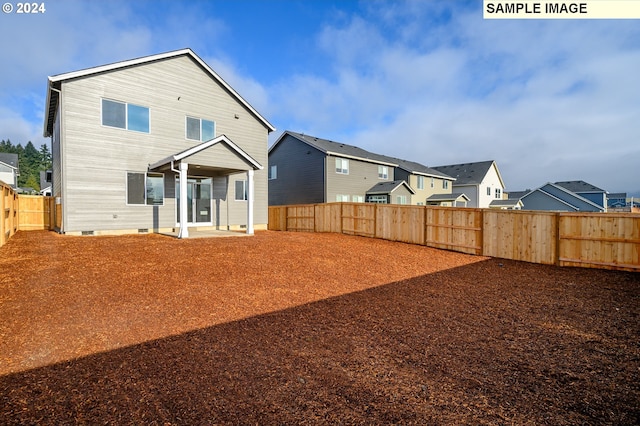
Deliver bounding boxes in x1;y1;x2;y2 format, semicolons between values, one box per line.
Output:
385;157;455;180
149;134;263;171
489;199;524;208
0;153;19;170
432;160;504;187
426;193;471;202
554;180;606;194
271;131;454;180
275;131;398;167
43;48;275;137
507;190;531;200
366;180;415;195
522;182;605;212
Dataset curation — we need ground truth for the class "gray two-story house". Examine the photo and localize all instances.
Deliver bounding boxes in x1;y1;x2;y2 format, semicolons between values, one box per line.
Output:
268;131;455;206
43;49;275;237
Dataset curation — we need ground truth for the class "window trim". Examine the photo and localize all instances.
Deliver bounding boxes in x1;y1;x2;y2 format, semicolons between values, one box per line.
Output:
269;165;277;180
335;158;349;174
443;180;449;189
102;99;150;133
378;165;388;180
417;175;424;190
186;116;216;142
235;179;247;201
336;194;350;202
126;171;165;206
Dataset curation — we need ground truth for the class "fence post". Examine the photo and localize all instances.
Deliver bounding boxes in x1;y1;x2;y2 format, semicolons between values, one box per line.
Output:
555;212;561;266
0;185;5;246
479;208;485;256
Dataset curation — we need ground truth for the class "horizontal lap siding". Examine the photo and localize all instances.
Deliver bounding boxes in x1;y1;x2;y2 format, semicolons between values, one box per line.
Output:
326;156;392;203
60;55;269;232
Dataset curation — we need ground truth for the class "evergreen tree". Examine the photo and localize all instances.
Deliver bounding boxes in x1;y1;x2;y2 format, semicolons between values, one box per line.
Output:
0;139;52;191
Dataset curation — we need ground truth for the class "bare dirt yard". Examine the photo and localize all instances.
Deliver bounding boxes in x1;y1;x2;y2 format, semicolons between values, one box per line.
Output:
0;230;638;425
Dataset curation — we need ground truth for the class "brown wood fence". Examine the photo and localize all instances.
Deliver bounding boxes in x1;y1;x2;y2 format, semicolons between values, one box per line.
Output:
1;180;56;248
269;203;640;272
1;181;19;247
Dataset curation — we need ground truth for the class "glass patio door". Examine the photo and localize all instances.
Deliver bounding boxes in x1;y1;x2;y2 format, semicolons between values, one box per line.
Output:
176;177;212;225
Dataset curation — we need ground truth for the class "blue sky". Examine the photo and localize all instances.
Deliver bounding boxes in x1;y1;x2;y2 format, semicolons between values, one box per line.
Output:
1;0;638;194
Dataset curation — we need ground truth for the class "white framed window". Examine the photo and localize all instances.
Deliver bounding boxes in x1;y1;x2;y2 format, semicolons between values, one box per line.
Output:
126;172;164;205
235;180;247;201
186;116;215;141
495;188;502;199
417;176;424;190
487;187;491;196
269;165;277;180
417;202;424;206
353;195;364;203
431;177;434;188
378;165;388;179
336;158;349;174
336;194;349;202
443;180;449;189
102;99;150;133
367;195;387;204
396;195;407;205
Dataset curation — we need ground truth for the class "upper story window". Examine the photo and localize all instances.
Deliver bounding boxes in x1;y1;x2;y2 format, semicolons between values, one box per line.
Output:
102;99;149;133
186;116;215;142
268;165;277;180
417;176;424;190
336;158;349;174
378;165;388;179
430;177;434;188
487;187;491;196
443;180;449;189
495;188;502;199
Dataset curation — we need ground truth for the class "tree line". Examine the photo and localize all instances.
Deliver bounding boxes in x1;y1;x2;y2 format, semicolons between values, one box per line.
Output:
0;139;52;191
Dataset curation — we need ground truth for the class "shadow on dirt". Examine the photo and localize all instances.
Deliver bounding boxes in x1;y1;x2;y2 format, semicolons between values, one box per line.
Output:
1;258;639;424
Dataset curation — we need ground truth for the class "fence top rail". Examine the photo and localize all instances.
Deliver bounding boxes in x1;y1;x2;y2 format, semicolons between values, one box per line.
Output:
558;211;640;218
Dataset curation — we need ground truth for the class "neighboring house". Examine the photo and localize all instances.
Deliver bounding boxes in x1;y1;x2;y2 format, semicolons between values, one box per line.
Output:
489;198;523;210
390;158;456;205
43;48;275;237
40;170;52;196
0;153;19;188
432;160;506;208
517;182;605;212
268;131;456;206
366;180;414;204
554;180;608;210
425;193;470;207
607;192;627;208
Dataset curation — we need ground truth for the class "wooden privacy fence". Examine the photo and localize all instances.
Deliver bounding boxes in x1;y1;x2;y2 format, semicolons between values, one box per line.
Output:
268;203;640;272
1;180;19;247
1;180;55;248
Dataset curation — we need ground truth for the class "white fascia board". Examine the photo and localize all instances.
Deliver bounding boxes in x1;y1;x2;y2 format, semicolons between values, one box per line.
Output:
149;135;263;171
326;152;398;167
47;48;275;133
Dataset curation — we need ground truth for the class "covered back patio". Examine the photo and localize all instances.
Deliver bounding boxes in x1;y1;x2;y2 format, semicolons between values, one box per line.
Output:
149;135;262;238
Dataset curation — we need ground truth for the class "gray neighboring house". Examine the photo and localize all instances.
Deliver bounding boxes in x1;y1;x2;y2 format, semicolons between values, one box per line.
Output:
43;48;275;237
0;153;19;188
554;180;608;209
268;131;456;206
432;160;507;208
40;170;52;196
516;182;605;212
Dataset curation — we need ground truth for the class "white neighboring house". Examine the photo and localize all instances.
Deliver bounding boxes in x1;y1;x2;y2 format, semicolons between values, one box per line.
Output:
0;153;19;188
432;160;507;208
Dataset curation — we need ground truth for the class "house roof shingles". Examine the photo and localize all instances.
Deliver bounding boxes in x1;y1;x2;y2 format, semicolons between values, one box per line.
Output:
431;161;495;185
366;180;415;195
283;131;454;179
554;180;606;193
0;153;19;170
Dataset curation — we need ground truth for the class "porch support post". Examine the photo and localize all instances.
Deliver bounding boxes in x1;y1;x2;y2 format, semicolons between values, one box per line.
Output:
246;169;254;235
178;162;189;239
